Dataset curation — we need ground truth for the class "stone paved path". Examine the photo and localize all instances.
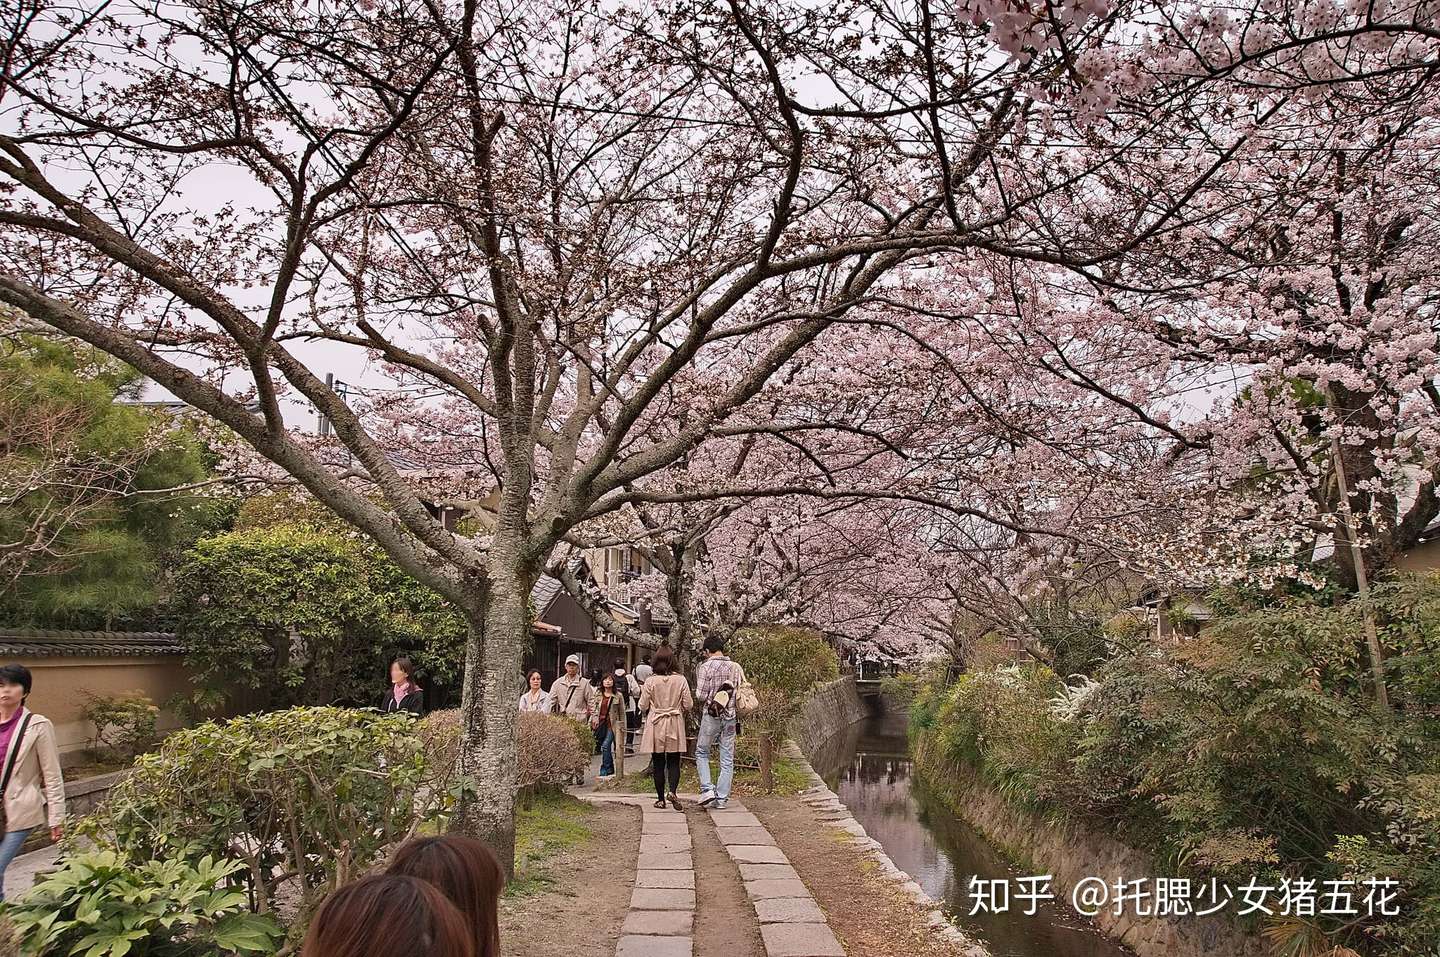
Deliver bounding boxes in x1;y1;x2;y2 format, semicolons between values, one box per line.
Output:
708;801;845;957
582;792;846;957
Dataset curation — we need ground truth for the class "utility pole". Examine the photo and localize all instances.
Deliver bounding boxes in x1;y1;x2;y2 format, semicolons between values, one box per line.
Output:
1327;405;1390;711
316;373;353;469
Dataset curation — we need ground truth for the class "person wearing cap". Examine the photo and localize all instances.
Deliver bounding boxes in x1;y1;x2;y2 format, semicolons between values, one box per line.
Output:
548;654;596;722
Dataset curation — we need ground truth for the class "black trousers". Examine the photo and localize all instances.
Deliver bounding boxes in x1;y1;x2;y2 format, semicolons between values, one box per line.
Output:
651;751;682;799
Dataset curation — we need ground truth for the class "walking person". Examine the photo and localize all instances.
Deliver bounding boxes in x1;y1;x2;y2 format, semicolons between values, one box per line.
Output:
694;635;746;810
548;654;595;721
388;835;503;957
0;664;66;901
614;657;641;755
591;672;626;780
517;670;552;713
637;646;692;810
381;657;425;715
632;653;653;685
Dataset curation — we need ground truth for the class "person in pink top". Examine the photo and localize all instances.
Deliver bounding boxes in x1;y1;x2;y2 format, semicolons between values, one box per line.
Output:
381;657;425;715
1;663;66;900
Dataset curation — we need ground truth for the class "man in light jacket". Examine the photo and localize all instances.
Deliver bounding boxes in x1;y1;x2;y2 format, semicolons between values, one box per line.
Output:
0;663;66;901
548;654;596;721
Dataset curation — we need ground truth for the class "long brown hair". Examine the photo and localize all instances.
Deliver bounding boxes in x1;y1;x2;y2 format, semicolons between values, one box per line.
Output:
302;874;474;957
388;835;504;957
650;645;675;676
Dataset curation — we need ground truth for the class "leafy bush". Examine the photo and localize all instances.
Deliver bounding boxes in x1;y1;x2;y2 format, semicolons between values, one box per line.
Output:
929;663;1080;811
82;691;161;762
172;525;467;709
878;672;921;707
420;709;589;791
7;850;281;956
77;707;464;925
731;625;839;788
911;574;1440;954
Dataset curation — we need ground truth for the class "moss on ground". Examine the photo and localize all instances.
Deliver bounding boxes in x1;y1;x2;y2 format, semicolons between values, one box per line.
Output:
506;790;597;899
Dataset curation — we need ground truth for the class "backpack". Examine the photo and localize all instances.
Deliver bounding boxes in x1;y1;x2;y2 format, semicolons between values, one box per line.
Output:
734;677;760;718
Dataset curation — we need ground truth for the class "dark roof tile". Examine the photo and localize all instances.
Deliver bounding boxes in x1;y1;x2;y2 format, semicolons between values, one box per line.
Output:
0;629;183;659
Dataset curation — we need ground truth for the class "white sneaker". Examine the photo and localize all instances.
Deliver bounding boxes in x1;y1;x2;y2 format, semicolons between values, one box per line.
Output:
711;799;728;810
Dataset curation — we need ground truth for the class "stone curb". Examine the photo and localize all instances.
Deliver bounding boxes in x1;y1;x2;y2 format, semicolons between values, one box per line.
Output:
780;741;990;957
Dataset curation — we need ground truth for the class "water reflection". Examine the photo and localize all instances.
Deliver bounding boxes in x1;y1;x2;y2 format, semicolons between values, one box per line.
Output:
813;714;1133;957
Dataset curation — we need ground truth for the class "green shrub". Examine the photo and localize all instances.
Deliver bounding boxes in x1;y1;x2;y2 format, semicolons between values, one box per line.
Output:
82;691;161;763
932;664;1079;811
7;850;282;956
172;525;467;710
878;672;921;707
421;709;589;791
910;575;1440;953
731;625;839;789
77;707;464;926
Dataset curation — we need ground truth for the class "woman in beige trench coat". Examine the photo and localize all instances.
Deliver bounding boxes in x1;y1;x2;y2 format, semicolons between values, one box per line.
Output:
636;646;692;810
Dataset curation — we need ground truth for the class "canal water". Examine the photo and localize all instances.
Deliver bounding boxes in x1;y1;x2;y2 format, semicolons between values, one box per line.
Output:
809;712;1133;957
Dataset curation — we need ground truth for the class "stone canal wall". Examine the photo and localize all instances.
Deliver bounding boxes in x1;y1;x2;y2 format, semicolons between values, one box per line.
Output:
787;675;868;758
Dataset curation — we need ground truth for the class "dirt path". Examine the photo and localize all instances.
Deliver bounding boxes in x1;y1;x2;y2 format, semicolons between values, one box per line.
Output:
690;808;766;957
748;793;972;957
501;800;639;957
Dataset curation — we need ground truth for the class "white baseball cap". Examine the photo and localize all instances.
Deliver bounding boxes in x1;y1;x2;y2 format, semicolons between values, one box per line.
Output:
565;654;581;666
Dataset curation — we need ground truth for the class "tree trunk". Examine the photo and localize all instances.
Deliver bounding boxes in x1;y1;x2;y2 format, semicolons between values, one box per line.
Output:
450;562;530;877
668;546;699;676
759;733;775;792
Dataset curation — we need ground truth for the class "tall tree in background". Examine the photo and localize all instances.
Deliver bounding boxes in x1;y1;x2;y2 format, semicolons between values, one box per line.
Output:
0;326;217;625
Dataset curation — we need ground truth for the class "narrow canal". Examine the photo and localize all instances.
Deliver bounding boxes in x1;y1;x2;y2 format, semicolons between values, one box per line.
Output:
810;712;1134;957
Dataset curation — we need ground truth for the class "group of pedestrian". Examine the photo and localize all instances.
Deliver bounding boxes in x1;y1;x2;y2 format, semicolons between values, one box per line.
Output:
523;636;748;810
303;833;503;957
524;652;642;780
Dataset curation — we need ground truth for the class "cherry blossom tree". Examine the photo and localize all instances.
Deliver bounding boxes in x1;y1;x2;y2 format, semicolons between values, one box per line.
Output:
2;0;1285;864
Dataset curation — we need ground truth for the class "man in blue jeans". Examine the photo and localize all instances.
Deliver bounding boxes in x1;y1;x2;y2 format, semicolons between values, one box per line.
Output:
694;635;746;809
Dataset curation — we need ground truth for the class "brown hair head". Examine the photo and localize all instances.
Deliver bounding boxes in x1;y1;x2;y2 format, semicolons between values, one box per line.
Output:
302;874;474;957
650;646;674;676
388;835;504;957
391;657;417;682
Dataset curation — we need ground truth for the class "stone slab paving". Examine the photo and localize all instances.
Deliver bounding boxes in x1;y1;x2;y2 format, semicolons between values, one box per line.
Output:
575;793;699;957
760;923;846;957
636;870;697;889
738;863;801;882
727;844;789;865
745;877;812;900
754;898;827;924
714;825;775;845
615;936;692;957
579;791;847;957
632;888;697;910
709;800;847;957
643;820;691;835
623;910;696;935
637;851;694;870
642;834;694;853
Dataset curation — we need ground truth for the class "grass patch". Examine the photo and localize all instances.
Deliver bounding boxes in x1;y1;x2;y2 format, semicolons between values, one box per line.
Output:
506;790;596;900
617;751;811;797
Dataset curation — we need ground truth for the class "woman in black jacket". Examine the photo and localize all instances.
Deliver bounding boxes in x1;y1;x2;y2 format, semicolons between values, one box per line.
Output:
381;657;425;715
